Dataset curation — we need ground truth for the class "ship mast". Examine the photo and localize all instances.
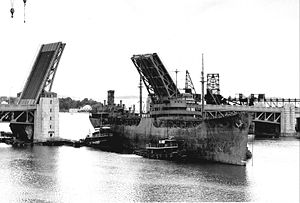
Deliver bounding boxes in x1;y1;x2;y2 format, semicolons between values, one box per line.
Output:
139;75;143;117
201;53;205;119
175;69;179;98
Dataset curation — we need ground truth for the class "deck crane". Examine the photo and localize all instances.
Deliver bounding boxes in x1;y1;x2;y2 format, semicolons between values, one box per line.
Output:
184;70;201;102
184;70;197;94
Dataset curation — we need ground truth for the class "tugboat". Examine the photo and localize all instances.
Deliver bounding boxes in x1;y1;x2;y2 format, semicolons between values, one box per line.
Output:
135;136;186;161
0;131;13;144
83;126;113;149
143;136;182;160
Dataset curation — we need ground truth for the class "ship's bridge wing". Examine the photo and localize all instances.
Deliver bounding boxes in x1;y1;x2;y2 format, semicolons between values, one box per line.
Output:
131;53;180;102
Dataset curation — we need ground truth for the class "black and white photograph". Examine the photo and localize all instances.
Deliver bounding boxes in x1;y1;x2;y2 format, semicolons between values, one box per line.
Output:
0;0;299;202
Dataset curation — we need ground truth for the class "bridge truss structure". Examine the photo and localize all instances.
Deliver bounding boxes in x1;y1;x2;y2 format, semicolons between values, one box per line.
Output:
0;106;35;125
204;105;282;125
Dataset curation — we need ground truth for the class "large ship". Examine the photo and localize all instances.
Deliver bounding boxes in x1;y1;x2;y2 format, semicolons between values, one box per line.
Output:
89;53;252;165
296;117;300;139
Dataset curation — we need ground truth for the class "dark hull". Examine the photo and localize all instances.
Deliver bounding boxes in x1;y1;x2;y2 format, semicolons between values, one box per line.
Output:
254;122;280;138
82;135;117;151
90;113;252;165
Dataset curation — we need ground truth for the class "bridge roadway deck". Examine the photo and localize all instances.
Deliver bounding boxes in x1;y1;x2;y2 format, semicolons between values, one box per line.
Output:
204;104;283;113
0;104;37;111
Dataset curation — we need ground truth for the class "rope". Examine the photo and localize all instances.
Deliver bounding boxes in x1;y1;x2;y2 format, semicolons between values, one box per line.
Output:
10;0;15;18
24;4;26;23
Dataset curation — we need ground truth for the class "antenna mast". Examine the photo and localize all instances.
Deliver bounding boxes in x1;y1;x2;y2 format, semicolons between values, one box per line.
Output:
201;53;205;119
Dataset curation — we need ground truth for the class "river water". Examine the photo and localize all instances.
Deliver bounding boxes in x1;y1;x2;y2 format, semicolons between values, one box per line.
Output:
0;113;299;202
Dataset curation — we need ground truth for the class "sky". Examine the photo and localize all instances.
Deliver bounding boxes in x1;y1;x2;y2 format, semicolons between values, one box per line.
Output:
0;0;299;107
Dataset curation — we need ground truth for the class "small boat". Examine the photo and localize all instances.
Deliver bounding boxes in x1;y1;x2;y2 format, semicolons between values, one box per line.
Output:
0;131;14;144
139;137;185;160
83;126;113;149
72;141;82;148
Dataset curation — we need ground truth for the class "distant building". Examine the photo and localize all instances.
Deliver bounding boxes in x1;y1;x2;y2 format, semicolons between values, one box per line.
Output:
0;96;8;104
69;108;79;113
0;96;18;105
80;105;92;112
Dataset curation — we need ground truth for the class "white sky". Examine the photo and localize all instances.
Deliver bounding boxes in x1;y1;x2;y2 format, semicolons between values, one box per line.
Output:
0;0;299;106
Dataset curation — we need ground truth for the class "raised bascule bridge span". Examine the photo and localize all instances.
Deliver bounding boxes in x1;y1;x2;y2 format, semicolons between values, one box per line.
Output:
0;42;65;142
131;53;181;103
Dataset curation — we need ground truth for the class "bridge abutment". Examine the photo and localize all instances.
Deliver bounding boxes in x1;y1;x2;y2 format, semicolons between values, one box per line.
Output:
34;93;59;142
280;104;296;136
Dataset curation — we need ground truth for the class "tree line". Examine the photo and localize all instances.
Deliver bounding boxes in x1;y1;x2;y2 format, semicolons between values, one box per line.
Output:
59;97;102;112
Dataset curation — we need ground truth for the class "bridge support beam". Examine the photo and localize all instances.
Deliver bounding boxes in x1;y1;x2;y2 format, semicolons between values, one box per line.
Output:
281;104;296;136
34;93;59;142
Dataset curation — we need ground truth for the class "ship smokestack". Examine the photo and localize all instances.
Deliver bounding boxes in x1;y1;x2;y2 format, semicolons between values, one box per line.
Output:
107;90;115;106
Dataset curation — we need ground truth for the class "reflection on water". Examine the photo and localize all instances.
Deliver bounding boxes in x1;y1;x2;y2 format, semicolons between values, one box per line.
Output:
129;160;249;202
0;138;299;202
246;138;300;203
0;146;61;202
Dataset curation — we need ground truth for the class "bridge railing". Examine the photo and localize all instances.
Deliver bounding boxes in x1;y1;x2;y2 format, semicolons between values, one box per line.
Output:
0;104;37;111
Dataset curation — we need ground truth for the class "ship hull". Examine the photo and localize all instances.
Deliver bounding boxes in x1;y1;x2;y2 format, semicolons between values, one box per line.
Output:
90;113;251;165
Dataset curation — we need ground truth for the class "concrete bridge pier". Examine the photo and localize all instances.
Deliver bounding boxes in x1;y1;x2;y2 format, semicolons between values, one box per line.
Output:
281;104;296;136
34;92;59;142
